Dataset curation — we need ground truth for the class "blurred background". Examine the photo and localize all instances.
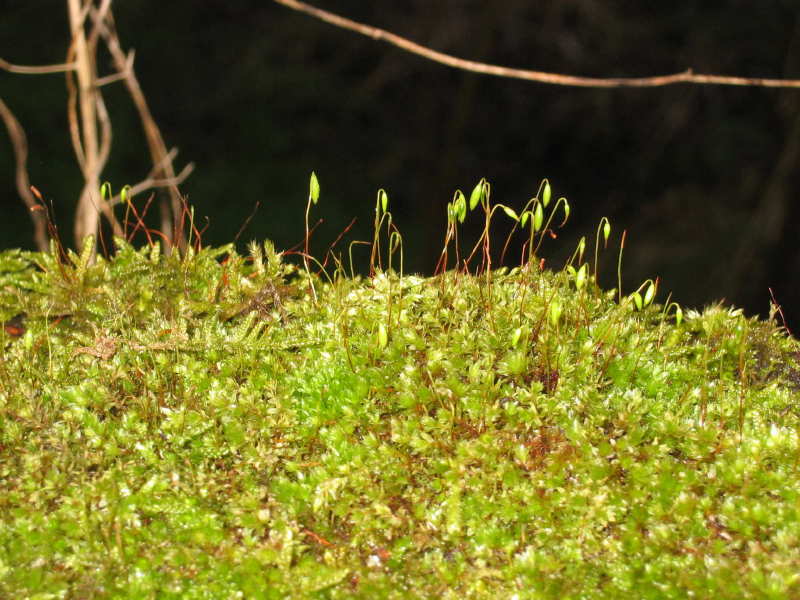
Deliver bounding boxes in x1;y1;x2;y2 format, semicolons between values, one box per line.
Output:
3;1;800;329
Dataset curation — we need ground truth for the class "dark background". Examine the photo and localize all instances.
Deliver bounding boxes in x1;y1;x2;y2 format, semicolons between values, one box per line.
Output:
3;1;800;329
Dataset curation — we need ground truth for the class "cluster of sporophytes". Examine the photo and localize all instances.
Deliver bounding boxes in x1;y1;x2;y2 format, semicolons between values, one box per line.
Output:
0;177;799;598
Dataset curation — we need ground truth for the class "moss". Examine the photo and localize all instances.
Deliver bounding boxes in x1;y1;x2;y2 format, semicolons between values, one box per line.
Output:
1;179;799;598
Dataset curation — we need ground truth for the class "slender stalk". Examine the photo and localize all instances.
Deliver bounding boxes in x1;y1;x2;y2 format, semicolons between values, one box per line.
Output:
617;230;627;304
68;0;102;246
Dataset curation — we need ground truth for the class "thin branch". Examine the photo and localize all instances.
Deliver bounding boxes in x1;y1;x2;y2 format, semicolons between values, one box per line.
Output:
150;146;180;177
87;0;112;48
0;57;76;75
96;92;124;236
95;91;124;242
78;178;125;238
95;50;134;86
272;0;800;89
68;0;103;245
65;40;85;170
95;93;112;171
106;161;195;208
0;98;49;251
5;0;188;253
92;6;189;250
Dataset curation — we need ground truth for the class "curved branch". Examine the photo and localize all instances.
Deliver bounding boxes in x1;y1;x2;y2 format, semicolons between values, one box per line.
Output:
95;50;134;87
95;93;112;172
272;0;800;89
106;161;195;208
0;57;76;75
65;33;85;171
0;98;49;251
92;6;189;249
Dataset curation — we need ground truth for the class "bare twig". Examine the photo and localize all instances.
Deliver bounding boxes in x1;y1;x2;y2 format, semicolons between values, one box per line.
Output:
4;0;190;253
272;0;800;89
0;98;49;251
0;57;76;75
65;40;85;170
95;93;112;171
95;50;134;86
150;147;181;178
106;161;195;208
93;92;125;238
87;0;112;48
92;6;189;250
68;0;103;245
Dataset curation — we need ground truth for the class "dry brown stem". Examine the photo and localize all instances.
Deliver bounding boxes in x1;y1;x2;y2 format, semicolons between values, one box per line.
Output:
92;7;188;251
68;0;102;243
272;0;800;89
0;98;49;251
0;57;76;75
1;0;190;252
105;159;194;209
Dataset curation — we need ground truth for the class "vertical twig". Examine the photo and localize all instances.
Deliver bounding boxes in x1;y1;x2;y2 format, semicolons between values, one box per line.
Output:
67;0;102;246
65;0;122;246
1;0;187;252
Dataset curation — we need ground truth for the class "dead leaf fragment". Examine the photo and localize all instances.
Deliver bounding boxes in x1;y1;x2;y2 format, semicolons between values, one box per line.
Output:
74;334;117;360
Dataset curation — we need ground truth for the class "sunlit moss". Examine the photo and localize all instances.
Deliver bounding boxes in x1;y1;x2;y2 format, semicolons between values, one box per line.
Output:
1;179;799;598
